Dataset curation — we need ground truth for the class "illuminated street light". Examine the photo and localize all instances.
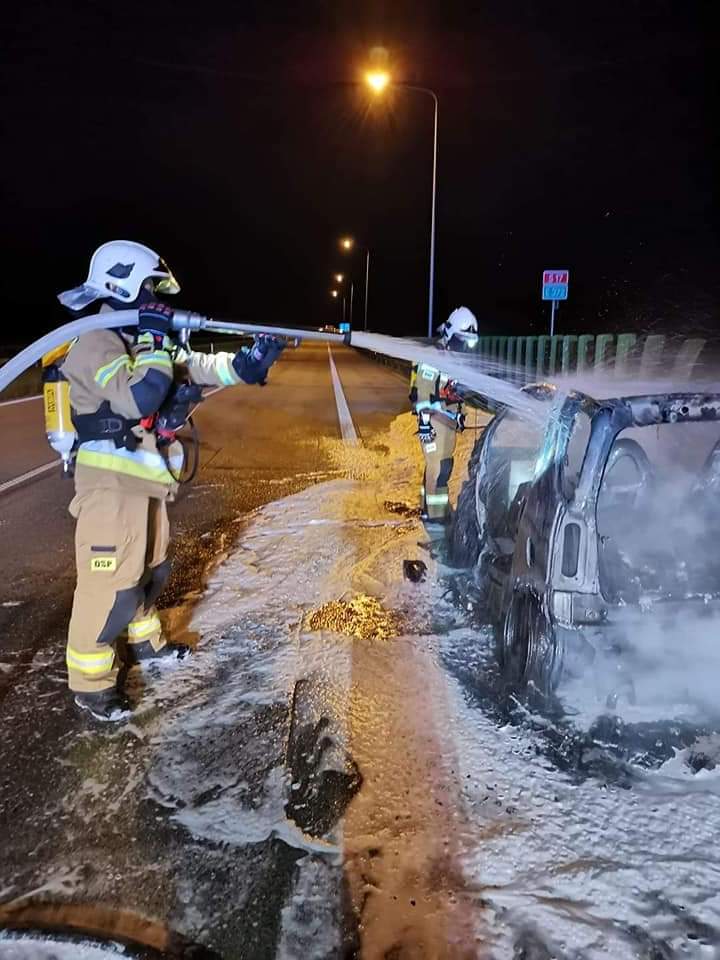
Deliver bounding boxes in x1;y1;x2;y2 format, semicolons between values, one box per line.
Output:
332;270;354;325
330;289;338;298
362;69;439;338
365;70;390;94
339;236;371;332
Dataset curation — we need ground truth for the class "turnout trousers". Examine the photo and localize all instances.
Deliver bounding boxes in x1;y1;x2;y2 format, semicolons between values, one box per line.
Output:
420;412;457;520
66;488;171;693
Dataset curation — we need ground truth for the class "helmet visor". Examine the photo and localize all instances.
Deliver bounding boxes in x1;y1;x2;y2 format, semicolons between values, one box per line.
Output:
57;283;104;311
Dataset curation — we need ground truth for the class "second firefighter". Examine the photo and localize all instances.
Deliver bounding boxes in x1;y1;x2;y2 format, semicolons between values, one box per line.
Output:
409;306;478;523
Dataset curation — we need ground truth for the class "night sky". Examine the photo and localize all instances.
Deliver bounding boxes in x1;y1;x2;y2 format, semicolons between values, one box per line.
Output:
1;0;716;347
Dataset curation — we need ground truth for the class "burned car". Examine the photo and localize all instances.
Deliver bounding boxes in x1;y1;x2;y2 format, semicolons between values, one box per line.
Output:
450;386;720;705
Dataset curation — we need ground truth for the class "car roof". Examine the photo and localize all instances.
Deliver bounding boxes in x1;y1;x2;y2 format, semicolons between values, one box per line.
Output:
523;383;720;425
614;393;720;426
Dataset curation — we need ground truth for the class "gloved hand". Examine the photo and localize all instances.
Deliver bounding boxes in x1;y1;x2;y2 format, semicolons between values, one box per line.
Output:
137;302;174;347
232;335;285;385
417;410;436;444
249;334;285;366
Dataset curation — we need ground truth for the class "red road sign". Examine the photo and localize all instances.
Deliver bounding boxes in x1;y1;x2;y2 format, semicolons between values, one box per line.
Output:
543;270;569;285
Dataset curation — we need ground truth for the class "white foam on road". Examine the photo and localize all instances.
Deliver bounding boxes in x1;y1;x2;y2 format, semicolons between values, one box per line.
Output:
0;936;128;959
327;346;359;444
174;412;720;957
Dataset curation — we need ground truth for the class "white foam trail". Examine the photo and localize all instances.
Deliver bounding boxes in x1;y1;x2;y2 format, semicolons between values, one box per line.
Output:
351;332;546;422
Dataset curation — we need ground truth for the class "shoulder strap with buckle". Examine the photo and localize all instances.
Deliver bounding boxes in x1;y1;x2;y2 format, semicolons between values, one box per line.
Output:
73;400;141;451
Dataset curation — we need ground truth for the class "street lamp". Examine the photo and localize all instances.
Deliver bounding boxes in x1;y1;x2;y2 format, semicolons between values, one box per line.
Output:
365;70;390;94
339;236;370;332
330;287;345;324
332;272;354;327
365;70;439;339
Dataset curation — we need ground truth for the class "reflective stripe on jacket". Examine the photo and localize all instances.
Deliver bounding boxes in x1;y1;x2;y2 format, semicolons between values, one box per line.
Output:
75;440;184;484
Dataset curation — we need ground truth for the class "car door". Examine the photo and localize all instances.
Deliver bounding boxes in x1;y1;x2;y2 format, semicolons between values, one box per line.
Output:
514;395;595;601
473;411;546;619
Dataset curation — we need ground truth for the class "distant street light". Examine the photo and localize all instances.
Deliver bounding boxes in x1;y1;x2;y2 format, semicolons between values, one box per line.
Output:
339;236;370;332
365;70;390;94
333;272;354;327
330;289;339;298
365;70;439;339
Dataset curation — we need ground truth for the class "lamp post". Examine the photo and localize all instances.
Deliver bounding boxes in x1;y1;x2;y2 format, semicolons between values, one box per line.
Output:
365;71;439;339
339;237;370;331
334;272;355;327
329;288;342;326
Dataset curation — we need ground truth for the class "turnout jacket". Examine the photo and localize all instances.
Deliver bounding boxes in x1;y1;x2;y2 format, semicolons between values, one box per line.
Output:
62;328;248;500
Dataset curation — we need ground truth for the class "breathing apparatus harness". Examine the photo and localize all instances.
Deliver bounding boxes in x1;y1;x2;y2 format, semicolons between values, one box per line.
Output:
43;329;204;484
17;304;349;482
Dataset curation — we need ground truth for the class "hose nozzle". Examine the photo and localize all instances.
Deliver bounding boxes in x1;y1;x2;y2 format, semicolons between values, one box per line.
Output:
171;311;208;332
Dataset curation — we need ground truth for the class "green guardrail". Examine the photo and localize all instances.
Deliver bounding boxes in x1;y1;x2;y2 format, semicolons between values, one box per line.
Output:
474;333;707;380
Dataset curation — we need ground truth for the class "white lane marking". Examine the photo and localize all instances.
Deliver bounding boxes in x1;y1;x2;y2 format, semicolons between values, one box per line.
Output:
0;459;59;495
0;394;42;408
327;346;359;445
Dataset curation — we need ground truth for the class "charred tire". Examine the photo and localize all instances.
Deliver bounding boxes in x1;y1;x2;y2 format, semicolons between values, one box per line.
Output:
447;432;486;567
501;591;564;696
447;472;480;566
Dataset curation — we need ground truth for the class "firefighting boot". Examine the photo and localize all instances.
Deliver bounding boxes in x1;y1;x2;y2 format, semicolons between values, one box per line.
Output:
150;643;191;662
125;641;191;665
74;688;130;723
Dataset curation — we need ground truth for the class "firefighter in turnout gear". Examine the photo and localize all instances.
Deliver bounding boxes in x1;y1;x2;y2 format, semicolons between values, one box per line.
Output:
409;307;478;523
57;241;285;722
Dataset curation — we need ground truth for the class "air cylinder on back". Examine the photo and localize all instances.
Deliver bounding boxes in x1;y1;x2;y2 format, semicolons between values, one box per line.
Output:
42;346;76;473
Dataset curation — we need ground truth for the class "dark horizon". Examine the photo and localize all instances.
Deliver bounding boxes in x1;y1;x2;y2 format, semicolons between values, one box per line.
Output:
1;0;717;347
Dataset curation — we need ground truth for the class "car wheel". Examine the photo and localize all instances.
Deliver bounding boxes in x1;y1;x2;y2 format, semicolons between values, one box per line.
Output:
448;425;491;567
502;591;563;696
447;461;482;567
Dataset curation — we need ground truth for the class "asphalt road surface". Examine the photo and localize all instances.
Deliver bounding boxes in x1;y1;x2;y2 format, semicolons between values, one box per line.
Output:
0;344;409;955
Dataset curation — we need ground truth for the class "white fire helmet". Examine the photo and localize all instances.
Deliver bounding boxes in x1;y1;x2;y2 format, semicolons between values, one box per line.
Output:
437;306;478;347
58;240;180;311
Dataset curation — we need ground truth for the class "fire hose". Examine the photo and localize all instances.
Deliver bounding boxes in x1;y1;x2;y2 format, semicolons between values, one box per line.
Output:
0;309;351;396
0;310;352;480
